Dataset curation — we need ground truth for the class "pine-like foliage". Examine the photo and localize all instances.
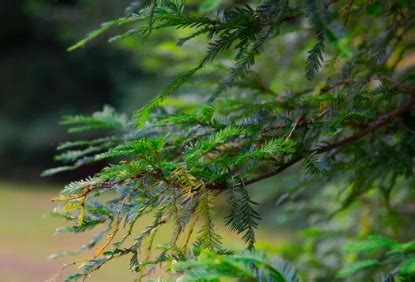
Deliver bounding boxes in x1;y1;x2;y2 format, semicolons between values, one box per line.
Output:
174;249;299;281
45;0;415;281
225;178;260;250
338;236;415;281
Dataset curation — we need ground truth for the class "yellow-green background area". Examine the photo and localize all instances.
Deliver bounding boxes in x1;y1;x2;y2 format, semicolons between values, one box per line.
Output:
0;182;287;282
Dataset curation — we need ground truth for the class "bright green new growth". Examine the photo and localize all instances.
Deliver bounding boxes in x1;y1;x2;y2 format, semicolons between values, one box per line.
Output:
45;0;415;281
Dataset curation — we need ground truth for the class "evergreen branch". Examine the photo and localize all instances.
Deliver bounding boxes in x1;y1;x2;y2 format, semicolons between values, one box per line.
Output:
305;31;325;80
225;178;260;250
47;1;415;280
61;106;128;133
195;186;222;250
67;16;143;51
316;95;415;154
210;95;415;190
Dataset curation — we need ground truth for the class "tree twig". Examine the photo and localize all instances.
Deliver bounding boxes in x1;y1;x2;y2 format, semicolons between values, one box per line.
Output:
210;94;415;190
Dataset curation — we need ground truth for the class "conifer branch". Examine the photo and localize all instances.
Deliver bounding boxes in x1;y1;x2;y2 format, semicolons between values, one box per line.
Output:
45;1;415;280
211;94;415;190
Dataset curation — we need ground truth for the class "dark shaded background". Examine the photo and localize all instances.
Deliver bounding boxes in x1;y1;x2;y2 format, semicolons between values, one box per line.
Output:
0;0;144;181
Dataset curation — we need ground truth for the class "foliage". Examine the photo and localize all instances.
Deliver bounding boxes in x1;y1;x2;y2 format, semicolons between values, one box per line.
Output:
174;249;299;281
338;236;415;281
45;0;415;281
